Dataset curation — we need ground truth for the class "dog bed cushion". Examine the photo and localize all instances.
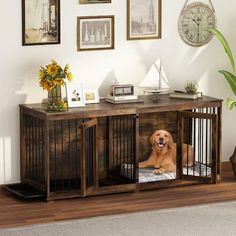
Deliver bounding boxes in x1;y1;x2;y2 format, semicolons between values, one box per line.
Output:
120;163;211;183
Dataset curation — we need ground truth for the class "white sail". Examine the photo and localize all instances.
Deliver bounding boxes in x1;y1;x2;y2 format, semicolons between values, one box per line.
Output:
139;59;170;92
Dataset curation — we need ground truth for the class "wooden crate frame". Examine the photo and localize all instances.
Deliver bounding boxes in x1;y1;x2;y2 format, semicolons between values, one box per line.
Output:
18;95;222;200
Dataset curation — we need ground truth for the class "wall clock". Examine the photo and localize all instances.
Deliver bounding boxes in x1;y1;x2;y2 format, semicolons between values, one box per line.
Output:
178;1;216;47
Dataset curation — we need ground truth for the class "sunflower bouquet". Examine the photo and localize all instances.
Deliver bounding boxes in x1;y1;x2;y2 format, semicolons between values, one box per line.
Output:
38;60;73;91
38;60;73;111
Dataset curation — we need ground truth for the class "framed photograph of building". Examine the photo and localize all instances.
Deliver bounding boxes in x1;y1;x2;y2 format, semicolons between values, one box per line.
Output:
22;0;60;46
127;0;162;40
84;89;100;104
77;15;115;51
66;82;85;108
79;0;111;4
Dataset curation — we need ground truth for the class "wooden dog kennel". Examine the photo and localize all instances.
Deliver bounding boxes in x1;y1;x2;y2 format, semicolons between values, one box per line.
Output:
5;94;222;201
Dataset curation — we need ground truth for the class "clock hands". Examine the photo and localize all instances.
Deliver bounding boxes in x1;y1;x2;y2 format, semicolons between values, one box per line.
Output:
192;18;199;25
192;17;201;39
197;24;200;41
192;16;201;26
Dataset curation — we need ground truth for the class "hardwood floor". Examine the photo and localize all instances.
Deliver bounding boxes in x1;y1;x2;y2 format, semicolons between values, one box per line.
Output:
0;162;236;229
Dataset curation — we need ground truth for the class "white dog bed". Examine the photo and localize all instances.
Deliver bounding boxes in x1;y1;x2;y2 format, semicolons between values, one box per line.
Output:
121;163;211;183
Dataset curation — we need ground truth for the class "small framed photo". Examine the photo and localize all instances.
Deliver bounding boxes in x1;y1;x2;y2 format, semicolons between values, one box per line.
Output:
84;89;100;104
79;0;111;4
66;82;85;108
77;15;115;51
22;0;60;46
127;0;162;40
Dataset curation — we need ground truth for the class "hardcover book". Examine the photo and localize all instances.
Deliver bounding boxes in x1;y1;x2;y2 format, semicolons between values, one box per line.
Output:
105;97;144;104
106;95;138;101
169;91;202;100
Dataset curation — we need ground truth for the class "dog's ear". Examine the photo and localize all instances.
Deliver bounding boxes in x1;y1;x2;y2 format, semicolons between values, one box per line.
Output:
167;132;174;149
150;133;156;146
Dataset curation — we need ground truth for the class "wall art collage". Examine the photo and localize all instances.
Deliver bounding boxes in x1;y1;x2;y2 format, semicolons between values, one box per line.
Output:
22;0;162;49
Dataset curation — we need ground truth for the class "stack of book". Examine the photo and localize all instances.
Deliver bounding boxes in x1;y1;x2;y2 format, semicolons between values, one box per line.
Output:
169;91;202;100
105;94;143;104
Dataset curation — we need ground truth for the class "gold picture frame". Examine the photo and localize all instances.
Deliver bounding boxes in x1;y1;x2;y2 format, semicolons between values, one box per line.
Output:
84;89;100;104
79;0;111;4
127;0;162;40
77;15;115;51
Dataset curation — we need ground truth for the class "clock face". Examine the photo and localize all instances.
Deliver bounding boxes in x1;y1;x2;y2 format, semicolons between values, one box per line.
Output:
112;86;134;96
178;2;216;47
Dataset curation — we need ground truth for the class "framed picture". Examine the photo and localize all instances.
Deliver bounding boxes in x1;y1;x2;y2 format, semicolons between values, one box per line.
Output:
84;89;100;104
127;0;162;40
22;0;60;46
66;82;85;108
77;15;115;51
79;0;111;4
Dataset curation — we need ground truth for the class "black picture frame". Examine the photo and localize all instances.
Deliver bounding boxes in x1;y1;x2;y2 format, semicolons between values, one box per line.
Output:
22;0;61;46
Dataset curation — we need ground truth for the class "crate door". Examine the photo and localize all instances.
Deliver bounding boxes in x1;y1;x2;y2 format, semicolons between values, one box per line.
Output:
81;119;98;196
177;111;218;183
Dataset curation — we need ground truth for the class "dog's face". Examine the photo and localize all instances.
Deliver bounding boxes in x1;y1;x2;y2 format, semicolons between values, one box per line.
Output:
150;130;174;150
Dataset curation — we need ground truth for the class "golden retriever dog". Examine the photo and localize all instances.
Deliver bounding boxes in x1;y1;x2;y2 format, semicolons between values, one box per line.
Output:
139;130;193;174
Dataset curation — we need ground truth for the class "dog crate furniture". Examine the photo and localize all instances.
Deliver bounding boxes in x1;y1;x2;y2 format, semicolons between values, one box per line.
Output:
12;94;221;201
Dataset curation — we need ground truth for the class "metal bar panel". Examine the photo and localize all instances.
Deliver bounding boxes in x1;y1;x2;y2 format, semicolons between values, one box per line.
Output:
211;115;218;183
135;114;139;183
177;112;183;179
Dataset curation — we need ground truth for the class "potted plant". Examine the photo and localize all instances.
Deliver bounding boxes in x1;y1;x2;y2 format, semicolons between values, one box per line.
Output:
208;28;236;176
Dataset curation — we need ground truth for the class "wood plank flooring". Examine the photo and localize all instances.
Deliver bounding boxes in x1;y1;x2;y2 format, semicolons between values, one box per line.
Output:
0;162;236;229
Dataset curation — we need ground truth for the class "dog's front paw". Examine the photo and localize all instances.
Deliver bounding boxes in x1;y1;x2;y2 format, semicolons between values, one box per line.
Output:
153;169;163;175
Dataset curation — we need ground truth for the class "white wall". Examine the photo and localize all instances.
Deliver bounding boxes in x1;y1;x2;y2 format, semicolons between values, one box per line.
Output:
0;0;236;184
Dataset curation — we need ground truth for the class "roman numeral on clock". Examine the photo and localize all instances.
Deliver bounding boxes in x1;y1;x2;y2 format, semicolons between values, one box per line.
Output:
185;29;189;35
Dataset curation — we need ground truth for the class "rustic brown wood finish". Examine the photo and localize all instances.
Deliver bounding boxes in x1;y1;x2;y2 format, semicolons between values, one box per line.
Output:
18;95;222;201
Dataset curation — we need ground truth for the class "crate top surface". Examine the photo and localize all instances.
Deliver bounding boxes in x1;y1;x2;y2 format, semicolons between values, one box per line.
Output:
19;94;222;119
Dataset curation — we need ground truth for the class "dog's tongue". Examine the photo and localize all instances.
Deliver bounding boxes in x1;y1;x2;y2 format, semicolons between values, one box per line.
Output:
158;143;165;148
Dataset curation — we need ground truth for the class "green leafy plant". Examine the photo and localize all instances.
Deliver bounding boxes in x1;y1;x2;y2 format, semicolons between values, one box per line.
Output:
208;28;236;110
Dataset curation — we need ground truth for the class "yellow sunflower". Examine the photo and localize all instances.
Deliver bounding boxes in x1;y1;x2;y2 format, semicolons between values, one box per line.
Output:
40;80;52;91
38;60;73;91
54;78;65;86
46;64;59;78
67;72;73;81
64;64;69;73
51;59;58;65
38;68;45;79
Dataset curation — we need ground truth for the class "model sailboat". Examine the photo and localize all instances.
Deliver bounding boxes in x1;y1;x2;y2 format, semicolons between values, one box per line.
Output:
139;59;170;93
